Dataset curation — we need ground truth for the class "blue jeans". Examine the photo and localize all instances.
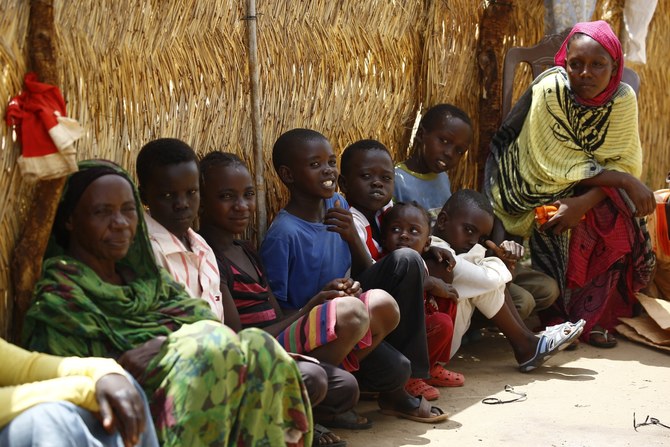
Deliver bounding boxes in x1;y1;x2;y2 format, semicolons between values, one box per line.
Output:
0;379;158;447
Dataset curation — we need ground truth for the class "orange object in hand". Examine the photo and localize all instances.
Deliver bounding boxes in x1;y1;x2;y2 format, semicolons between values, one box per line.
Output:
534;205;586;226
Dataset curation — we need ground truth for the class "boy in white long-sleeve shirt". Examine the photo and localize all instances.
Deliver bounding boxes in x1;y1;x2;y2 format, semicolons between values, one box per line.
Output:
430;189;584;372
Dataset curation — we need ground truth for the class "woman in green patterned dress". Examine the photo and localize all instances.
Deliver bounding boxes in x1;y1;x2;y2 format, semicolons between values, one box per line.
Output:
22;160;312;447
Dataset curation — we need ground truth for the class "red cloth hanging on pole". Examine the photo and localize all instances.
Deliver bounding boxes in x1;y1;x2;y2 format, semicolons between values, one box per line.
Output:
5;72;82;180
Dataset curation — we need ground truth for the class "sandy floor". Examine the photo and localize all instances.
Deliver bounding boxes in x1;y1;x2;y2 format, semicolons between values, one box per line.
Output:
333;330;670;447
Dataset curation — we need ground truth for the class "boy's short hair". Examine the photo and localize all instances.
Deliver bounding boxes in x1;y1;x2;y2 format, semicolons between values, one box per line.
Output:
272;128;328;173
442;189;494;217
340;139;392;177
136;138;198;188
200;151;247;185
420;104;472;133
380;201;431;237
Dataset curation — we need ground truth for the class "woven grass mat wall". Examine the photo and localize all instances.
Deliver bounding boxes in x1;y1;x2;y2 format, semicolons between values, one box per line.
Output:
0;0;668;338
420;0;483;190
0;0;30;340
628;2;670;188
505;0;669;188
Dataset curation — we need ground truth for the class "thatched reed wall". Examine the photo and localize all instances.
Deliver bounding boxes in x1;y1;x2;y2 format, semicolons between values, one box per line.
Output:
1;1;30;340
1;0;668;339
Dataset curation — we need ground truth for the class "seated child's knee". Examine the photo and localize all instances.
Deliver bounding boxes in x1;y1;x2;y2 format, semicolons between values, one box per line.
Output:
427;311;454;334
388;247;424;272
298;361;329;405
366;289;400;328
544;277;560;302
336;296;370;336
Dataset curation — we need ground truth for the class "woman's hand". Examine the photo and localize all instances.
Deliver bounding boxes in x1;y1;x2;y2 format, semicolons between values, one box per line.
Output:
622;175;656;217
118;336;167;381
540;196;588;234
95;373;147;447
580;170;655;217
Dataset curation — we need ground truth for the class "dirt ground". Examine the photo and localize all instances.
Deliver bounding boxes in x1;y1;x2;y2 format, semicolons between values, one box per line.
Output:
334;329;670;447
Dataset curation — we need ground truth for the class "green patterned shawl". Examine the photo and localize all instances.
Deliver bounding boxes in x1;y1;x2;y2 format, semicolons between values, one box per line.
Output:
22;160;217;358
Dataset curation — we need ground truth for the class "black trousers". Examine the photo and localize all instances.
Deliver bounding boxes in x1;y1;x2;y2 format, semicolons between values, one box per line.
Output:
357;247;429;379
354;340;412;393
299;360;359;415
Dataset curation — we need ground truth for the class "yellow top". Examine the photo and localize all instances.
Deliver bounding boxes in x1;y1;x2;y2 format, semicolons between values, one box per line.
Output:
490;67;642;236
0;337;127;428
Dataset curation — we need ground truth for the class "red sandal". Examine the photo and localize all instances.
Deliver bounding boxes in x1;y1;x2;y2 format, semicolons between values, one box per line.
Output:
425;364;465;387
405;378;440;401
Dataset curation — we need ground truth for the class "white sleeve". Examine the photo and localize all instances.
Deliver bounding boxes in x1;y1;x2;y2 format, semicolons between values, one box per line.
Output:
451;244;512;300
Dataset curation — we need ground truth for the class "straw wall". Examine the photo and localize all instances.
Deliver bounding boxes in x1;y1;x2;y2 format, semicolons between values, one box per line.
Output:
503;0;670;188
629;3;670;188
1;0;668;339
254;1;426;221
0;0;30;340
420;0;483;190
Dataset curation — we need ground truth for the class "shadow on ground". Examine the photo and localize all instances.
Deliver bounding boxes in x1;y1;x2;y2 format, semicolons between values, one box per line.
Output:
337;328;670;447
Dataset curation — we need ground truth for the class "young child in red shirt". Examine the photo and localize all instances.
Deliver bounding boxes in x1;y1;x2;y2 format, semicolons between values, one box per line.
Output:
379;202;464;400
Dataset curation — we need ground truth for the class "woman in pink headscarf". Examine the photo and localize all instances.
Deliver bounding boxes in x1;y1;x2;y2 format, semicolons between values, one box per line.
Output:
485;21;656;348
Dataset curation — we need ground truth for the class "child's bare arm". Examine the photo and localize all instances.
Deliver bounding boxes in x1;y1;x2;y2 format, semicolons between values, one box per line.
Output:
424;276;459;301
425;258;458;300
425;257;454;284
424;246;455;278
324;202;373;276
220;284;242;333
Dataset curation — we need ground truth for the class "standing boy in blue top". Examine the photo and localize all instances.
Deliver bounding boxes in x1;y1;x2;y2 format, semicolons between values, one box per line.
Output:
261;128;447;423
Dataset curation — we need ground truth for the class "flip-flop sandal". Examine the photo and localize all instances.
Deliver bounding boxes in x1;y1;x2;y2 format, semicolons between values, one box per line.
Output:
539;319;586;351
519;319;585;373
313;423;347;447
318;410;373;430
380;396;449;423
404;378;440;401
425;364;465;387
588;328;618;348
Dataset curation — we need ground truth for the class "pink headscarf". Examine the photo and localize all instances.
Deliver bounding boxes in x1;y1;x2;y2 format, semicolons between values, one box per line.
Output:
554;20;624;107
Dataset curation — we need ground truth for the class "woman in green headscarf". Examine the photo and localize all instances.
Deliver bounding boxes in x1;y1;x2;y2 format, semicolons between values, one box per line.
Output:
22;160;312;447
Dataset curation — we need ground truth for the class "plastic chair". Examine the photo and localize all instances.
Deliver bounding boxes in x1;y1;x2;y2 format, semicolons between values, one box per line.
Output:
501;30;640;119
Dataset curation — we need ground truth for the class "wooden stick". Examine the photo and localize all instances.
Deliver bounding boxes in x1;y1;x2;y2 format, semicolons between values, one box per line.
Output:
11;0;65;342
246;0;267;242
476;1;514;190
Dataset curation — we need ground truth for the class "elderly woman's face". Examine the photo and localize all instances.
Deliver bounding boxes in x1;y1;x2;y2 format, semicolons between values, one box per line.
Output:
66;175;138;262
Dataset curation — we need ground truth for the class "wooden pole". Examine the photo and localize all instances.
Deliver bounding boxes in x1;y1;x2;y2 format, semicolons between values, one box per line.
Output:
246;0;267;242
476;0;514;190
11;0;65;341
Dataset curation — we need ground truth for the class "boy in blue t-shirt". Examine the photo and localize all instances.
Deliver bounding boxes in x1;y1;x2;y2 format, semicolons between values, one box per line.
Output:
261;128;447;423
